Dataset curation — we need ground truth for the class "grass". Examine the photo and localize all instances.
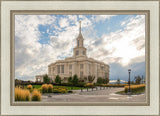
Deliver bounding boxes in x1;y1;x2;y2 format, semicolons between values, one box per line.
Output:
54;86;86;90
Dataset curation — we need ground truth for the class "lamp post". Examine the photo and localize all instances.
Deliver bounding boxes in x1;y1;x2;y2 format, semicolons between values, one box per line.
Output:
128;69;131;94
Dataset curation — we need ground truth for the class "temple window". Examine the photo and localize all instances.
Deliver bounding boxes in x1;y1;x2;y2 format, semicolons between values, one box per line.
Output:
80;71;83;78
76;50;79;55
69;64;72;69
57;65;60;74
69;72;72;76
80;64;83;69
61;65;64;73
83;51;85;55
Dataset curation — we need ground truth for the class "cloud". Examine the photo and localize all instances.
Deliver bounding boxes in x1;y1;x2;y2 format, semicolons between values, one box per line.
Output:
93;15;116;23
15;15;57;80
86;15;145;66
15;15;145;81
110;61;145;81
59;18;69;28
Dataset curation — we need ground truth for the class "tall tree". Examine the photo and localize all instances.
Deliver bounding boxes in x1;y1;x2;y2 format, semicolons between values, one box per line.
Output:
103;78;109;84
72;74;79;86
68;76;72;83
87;75;95;83
55;75;61;84
135;76;142;84
43;74;50;83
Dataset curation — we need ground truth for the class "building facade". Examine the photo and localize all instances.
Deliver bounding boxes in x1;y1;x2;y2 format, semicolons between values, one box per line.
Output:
36;21;109;83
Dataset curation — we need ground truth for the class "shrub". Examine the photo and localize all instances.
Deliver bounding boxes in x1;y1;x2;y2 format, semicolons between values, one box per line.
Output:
76;82;86;87
27;84;33;92
53;87;67;94
59;88;67;93
48;84;53;93
41;84;48;93
124;84;145;93
15;87;30;101
31;89;41;101
84;83;94;88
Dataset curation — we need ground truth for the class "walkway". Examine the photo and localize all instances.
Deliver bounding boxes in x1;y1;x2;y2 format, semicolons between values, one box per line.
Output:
41;87;146;102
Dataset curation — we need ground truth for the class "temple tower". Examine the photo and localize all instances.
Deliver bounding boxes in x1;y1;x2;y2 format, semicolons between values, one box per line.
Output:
73;21;87;57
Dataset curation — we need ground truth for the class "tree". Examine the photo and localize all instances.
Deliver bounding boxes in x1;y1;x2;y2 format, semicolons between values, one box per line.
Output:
117;78;120;84
97;77;103;84
103;78;109;84
72;74;79;86
87;75;95;83
43;74;50;83
68;76;72;83
55;75;61;84
135;76;142;84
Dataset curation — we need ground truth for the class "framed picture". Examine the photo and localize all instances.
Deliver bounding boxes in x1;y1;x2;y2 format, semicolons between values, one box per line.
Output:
0;0;159;115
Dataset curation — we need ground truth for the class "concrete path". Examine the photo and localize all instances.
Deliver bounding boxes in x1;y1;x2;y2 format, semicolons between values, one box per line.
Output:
41;87;146;102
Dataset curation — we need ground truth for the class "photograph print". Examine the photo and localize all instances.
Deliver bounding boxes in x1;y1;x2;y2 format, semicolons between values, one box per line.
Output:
15;14;146;103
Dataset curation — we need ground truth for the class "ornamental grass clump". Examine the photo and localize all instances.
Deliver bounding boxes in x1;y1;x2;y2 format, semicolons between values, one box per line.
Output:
124;84;145;93
48;84;53;93
15;87;30;101
84;83;94;88
41;84;48;93
27;84;33;92
31;89;41;101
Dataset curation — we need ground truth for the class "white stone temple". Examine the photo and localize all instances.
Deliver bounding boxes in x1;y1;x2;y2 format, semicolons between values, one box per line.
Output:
36;21;109;83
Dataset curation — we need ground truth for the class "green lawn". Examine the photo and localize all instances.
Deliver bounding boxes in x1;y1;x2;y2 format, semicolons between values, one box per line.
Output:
24;85;85;90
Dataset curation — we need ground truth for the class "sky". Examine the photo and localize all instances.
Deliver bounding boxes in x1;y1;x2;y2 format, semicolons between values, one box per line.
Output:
15;14;145;82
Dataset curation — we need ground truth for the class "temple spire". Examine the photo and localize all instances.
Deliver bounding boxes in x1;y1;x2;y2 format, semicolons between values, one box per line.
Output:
79;21;81;34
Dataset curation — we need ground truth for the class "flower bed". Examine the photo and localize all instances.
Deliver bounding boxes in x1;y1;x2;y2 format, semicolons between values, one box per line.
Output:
53;87;67;94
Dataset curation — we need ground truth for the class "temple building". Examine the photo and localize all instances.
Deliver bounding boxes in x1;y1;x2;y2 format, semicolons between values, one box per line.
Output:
36;21;109;83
